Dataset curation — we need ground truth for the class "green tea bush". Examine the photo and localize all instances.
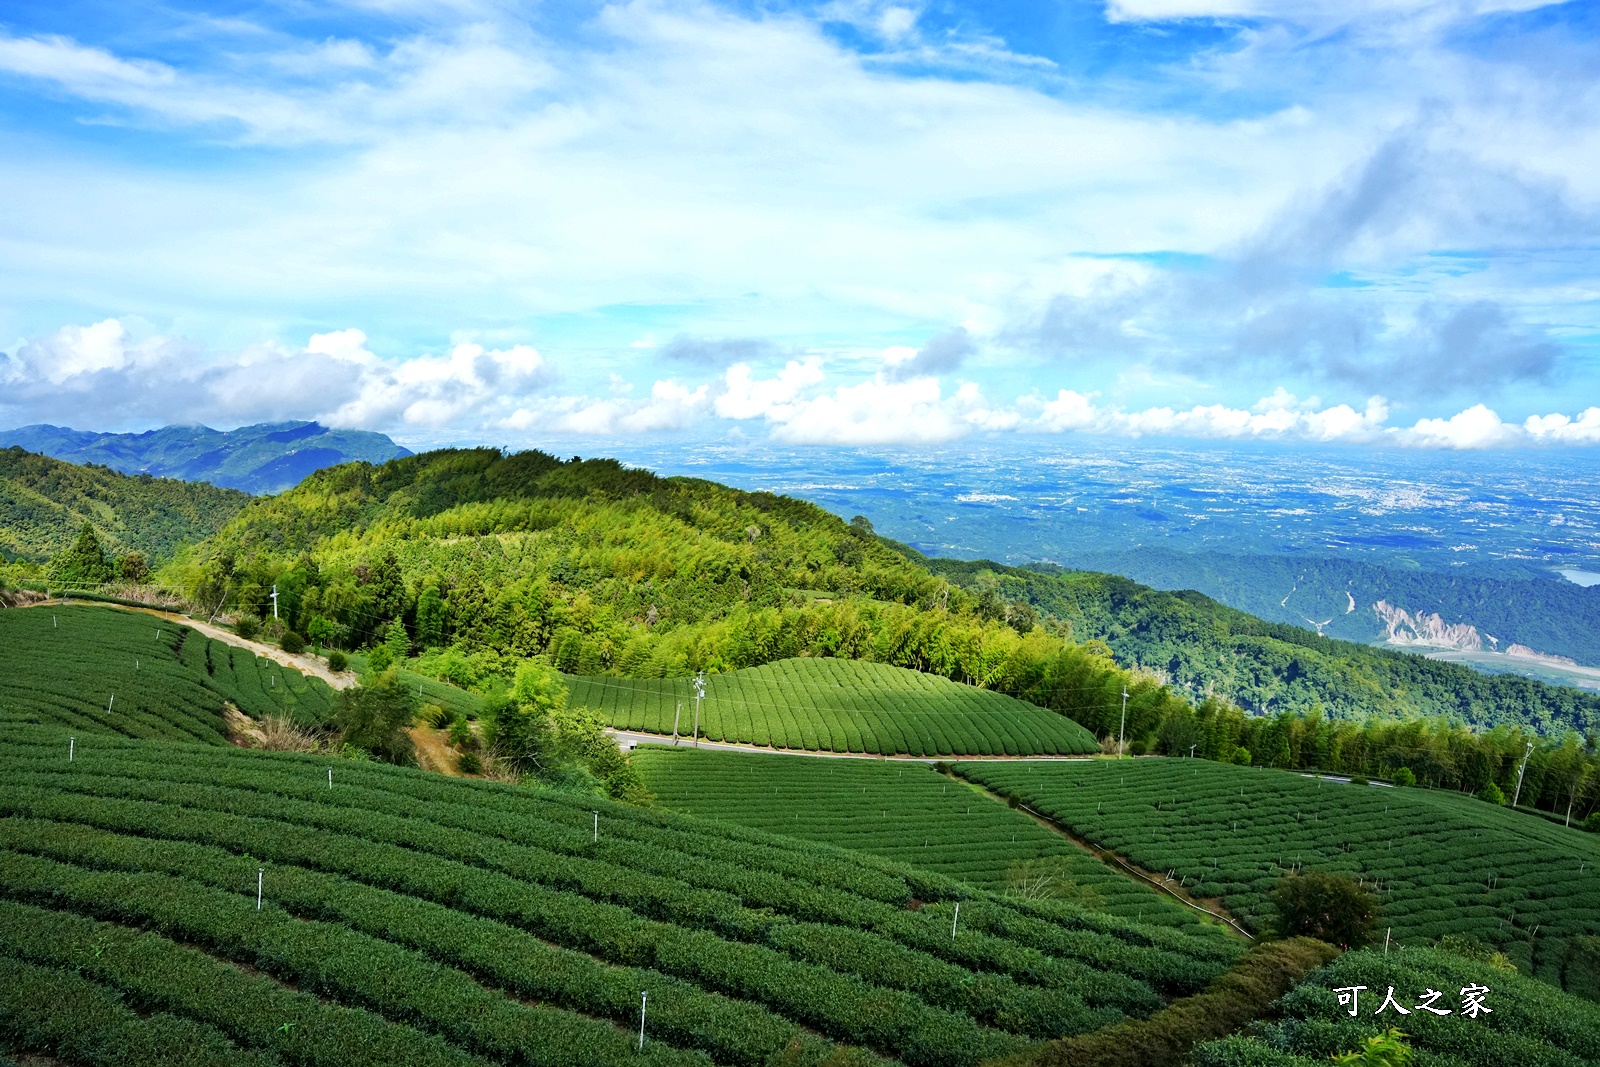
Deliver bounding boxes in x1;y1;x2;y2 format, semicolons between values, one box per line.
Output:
0;725;1247;1067
998;938;1337;1067
1193;945;1600;1067
957;758;1600;995
569;658;1097;757
634;748;1207;929
0;606;335;743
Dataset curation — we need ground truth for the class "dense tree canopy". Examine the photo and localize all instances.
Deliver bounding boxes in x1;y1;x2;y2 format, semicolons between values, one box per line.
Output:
0;446;247;565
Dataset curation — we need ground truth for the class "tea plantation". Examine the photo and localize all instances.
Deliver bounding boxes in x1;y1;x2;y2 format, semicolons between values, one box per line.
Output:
0;606;333;742
959;758;1600;997
1193;943;1600;1065
0;724;1245;1067
571;657;1099;757
633;747;1216;931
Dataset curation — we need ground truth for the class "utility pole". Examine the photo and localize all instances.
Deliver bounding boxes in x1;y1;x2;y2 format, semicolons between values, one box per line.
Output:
270;584;279;620
1118;688;1128;759
1512;740;1535;808
593;811;599;843
672;702;682;746
693;672;706;748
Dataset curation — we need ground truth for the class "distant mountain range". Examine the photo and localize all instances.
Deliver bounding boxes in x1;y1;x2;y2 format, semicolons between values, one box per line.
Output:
0;421;411;495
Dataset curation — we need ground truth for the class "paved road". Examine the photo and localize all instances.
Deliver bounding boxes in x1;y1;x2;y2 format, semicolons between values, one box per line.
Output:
609;729;1102;762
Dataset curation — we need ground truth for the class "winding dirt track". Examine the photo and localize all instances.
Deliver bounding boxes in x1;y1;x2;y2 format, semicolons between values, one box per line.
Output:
18;599;356;690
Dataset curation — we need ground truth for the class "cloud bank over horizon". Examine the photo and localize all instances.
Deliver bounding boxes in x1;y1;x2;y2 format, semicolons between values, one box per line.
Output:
0;0;1595;448
6;318;1598;451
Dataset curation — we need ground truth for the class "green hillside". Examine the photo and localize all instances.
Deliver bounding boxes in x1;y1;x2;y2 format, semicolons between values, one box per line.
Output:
0;606;334;742
1081;545;1600;666
0;447;247;564
167;447;1183;740
956;758;1600;998
920;557;1600;736
573;658;1098;756
632;747;1207;929
0;724;1246;1067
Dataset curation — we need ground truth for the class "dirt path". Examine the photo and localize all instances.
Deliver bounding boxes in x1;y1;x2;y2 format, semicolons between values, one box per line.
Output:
952;771;1255;938
409;726;462;776
23;599;356;690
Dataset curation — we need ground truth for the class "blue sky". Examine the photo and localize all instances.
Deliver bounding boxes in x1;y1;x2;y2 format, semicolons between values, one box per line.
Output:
0;0;1597;449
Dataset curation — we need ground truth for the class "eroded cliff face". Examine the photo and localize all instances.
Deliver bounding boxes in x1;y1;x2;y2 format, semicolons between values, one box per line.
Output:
1373;600;1491;652
1505;643;1581;667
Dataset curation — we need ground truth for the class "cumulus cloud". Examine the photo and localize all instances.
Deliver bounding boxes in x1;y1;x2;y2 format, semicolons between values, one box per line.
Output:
883;326;975;382
708;360;1010;444
714;360;827;421
1027;390;1393;442
526;380;712;435
699;361;1600;449
0;320;554;431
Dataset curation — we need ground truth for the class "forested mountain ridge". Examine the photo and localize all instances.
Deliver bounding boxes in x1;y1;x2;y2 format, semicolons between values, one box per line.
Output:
916;554;1600;736
0;420;410;494
1079;546;1600;666
0;447;248;564
163;447;1183;735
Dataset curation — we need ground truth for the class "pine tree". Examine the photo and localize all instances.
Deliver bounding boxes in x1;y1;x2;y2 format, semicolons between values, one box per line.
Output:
50;523;114;586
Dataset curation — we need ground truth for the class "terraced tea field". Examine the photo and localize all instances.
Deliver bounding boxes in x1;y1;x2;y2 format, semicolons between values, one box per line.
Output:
633;747;1220;932
0;724;1245;1067
959;759;1600;995
570;658;1098;757
1195;943;1600;1065
0;606;333;742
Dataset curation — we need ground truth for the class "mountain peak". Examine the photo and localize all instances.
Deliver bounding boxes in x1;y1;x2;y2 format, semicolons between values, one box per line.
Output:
0;420;410;494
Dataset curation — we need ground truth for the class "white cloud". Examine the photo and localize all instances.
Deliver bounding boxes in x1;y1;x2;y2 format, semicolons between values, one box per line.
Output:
1029;390;1393;442
0;3;1596;444
714;360;826;421
1524;408;1600;444
503;378;710;435
6;317;1600;451
1396;403;1518;448
0;320;554;431
711;361;1012;444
